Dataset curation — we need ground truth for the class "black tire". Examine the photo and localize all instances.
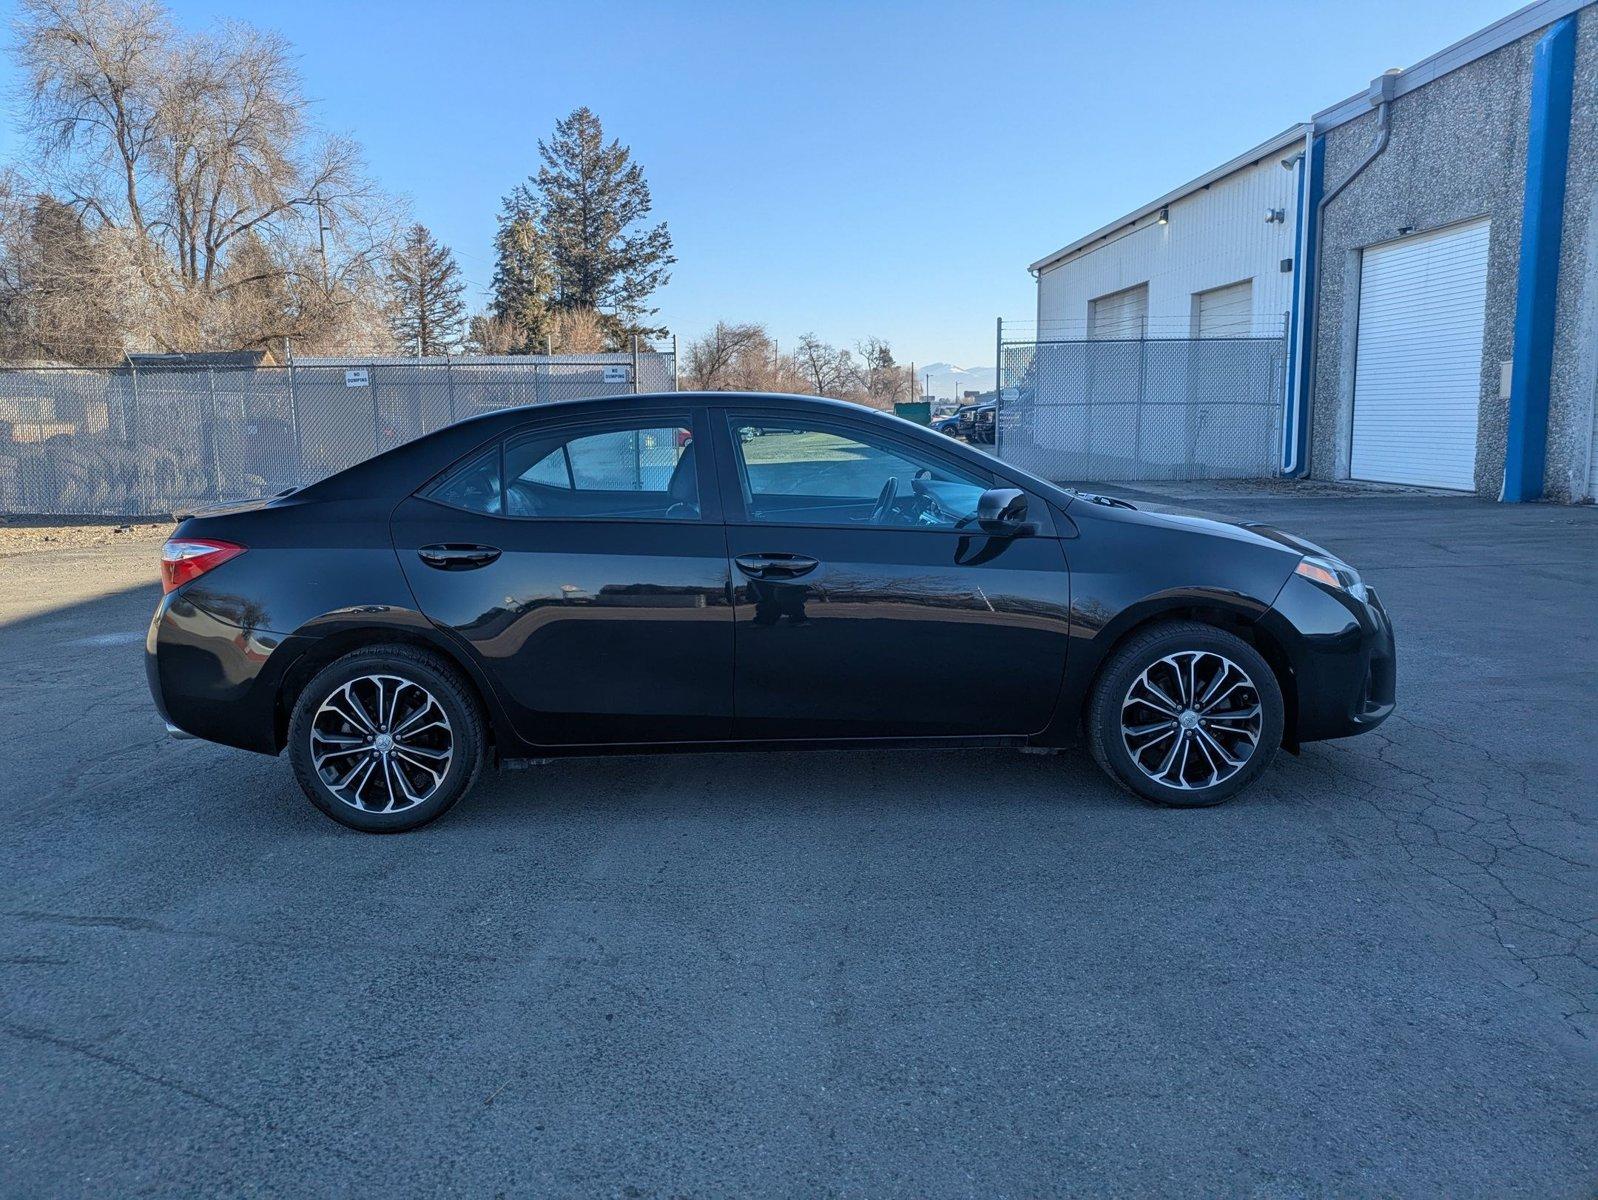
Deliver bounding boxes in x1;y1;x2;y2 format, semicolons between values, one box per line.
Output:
288;645;485;833
1087;620;1283;808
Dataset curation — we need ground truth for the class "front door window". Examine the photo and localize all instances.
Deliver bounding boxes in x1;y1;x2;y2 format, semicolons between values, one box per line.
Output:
727;416;990;528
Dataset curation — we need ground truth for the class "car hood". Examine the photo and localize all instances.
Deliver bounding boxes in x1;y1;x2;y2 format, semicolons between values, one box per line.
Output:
1080;501;1331;561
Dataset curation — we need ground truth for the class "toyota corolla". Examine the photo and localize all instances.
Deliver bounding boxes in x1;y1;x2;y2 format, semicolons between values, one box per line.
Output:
147;392;1395;832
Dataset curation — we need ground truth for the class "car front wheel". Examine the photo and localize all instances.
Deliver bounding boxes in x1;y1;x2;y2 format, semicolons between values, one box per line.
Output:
287;646;485;832
1087;621;1283;807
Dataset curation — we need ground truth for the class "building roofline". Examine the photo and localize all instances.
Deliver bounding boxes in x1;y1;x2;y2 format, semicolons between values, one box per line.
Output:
1028;124;1311;275
1313;0;1592;131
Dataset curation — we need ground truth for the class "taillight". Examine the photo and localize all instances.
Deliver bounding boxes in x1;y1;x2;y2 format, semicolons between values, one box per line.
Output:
161;538;245;594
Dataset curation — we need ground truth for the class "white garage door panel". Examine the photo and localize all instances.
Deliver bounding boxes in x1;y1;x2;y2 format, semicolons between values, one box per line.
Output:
1350;220;1490;491
1195;280;1254;337
1090;284;1149;340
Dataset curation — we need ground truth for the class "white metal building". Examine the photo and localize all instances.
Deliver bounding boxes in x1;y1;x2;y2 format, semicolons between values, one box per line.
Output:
1023;0;1596;502
1030;126;1309;342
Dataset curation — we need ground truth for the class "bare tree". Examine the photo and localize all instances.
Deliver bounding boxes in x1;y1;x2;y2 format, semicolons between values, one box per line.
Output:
464;311;522;355
858;336;912;409
684;321;769;389
548;307;607;354
9;0;399;357
793;332;863;399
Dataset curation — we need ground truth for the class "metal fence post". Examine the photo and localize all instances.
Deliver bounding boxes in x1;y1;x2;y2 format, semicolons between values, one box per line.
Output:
445;358;456;423
370;363;382;457
1134;319;1148;470
993;318;1002;455
126;360;140;447
631;334;640;394
672;335;679;391
287;356;303;487
205;366;222;501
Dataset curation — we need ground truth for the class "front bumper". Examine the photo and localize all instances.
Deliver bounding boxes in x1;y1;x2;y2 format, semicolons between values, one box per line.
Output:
1260;574;1397;743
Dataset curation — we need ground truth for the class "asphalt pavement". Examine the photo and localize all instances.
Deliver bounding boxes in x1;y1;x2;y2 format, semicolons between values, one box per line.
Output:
0;487;1593;1197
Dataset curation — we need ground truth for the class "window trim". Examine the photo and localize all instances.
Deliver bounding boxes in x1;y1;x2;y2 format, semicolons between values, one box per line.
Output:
713;407;1017;535
416;408;718;524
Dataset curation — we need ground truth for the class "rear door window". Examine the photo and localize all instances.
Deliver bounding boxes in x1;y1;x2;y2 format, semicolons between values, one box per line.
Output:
425;419;700;521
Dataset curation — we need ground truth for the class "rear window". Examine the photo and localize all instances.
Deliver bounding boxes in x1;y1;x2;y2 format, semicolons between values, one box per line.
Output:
424;419;699;521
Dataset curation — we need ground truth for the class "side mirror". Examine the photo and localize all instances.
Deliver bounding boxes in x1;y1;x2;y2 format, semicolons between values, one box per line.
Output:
977;487;1029;534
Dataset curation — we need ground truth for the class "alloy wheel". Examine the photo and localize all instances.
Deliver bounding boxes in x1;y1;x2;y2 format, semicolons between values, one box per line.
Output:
310;674;454;813
1120;651;1263;791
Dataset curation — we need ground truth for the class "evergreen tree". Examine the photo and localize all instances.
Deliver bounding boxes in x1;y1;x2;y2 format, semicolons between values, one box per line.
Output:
388;223;466;355
489;207;553;351
518;107;674;342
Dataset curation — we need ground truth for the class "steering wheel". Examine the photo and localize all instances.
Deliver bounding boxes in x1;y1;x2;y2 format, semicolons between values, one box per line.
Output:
869;476;899;524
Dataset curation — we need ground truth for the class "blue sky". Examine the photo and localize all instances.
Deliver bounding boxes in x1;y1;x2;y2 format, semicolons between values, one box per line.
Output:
2;0;1518;367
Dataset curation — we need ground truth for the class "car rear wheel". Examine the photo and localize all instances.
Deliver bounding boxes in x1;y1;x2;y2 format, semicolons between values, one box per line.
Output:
288;646;485;832
1087;621;1283;807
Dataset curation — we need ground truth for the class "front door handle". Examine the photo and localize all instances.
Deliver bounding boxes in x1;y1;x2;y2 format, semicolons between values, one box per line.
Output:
418;543;502;571
734;553;819;579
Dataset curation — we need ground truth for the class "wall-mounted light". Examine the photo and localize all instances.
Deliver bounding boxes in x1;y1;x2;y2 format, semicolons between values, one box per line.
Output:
1157;206;1169;225
1264;207;1286;224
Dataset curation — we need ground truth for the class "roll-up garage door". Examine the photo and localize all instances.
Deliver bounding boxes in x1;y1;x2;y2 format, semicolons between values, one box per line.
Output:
1350;219;1490;490
1089;284;1148;340
1194;280;1254;337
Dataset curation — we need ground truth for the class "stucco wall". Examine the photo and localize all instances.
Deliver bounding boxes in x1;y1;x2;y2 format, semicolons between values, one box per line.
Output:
1549;11;1598;500
1308;6;1596;500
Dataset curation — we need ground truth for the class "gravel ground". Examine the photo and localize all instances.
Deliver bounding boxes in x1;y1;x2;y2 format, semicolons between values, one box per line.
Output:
0;489;1593;1198
0;518;171;557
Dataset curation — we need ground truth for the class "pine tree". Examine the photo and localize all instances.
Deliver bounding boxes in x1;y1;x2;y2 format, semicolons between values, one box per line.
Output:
388;223;466;355
489;207;553;351
530;107;674;341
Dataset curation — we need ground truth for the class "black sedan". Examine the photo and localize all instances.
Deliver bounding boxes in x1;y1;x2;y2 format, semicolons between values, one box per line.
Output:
148;392;1395;832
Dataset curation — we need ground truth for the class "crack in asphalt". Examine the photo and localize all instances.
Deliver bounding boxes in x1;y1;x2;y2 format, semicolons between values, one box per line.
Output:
1300;716;1594;1038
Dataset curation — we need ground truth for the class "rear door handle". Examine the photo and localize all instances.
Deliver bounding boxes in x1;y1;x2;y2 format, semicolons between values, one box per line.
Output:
418;544;501;570
734;553;819;579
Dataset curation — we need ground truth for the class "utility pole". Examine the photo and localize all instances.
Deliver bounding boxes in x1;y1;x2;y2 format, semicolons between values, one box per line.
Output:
315;191;331;295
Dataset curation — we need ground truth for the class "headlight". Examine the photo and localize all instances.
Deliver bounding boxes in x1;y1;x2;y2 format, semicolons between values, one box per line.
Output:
1295;554;1367;601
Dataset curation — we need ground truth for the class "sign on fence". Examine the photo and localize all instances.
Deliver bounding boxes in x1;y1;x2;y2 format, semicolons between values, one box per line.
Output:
343;368;369;388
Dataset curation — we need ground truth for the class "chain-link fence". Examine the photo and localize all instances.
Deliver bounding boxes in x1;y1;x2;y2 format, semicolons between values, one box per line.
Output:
0;352;677;515
996;336;1286;484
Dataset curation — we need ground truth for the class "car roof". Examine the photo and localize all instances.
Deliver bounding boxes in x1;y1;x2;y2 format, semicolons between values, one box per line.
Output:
297;391;977;503
481;390;891;420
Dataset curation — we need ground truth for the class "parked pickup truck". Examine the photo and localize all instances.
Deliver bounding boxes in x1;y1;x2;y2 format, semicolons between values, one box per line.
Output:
957;402;996;445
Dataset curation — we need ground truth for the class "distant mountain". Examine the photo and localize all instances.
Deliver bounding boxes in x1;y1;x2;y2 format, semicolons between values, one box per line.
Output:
916;362;997;402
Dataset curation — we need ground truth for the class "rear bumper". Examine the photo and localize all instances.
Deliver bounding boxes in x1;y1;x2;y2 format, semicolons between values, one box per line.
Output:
1261;575;1397;743
146;591;300;754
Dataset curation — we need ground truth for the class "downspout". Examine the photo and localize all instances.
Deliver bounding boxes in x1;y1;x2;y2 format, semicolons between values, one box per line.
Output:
1502;15;1577;502
1291;70;1399;477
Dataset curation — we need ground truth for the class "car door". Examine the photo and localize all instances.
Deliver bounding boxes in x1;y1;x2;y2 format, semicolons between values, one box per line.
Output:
391;406;733;747
710;406;1072;740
